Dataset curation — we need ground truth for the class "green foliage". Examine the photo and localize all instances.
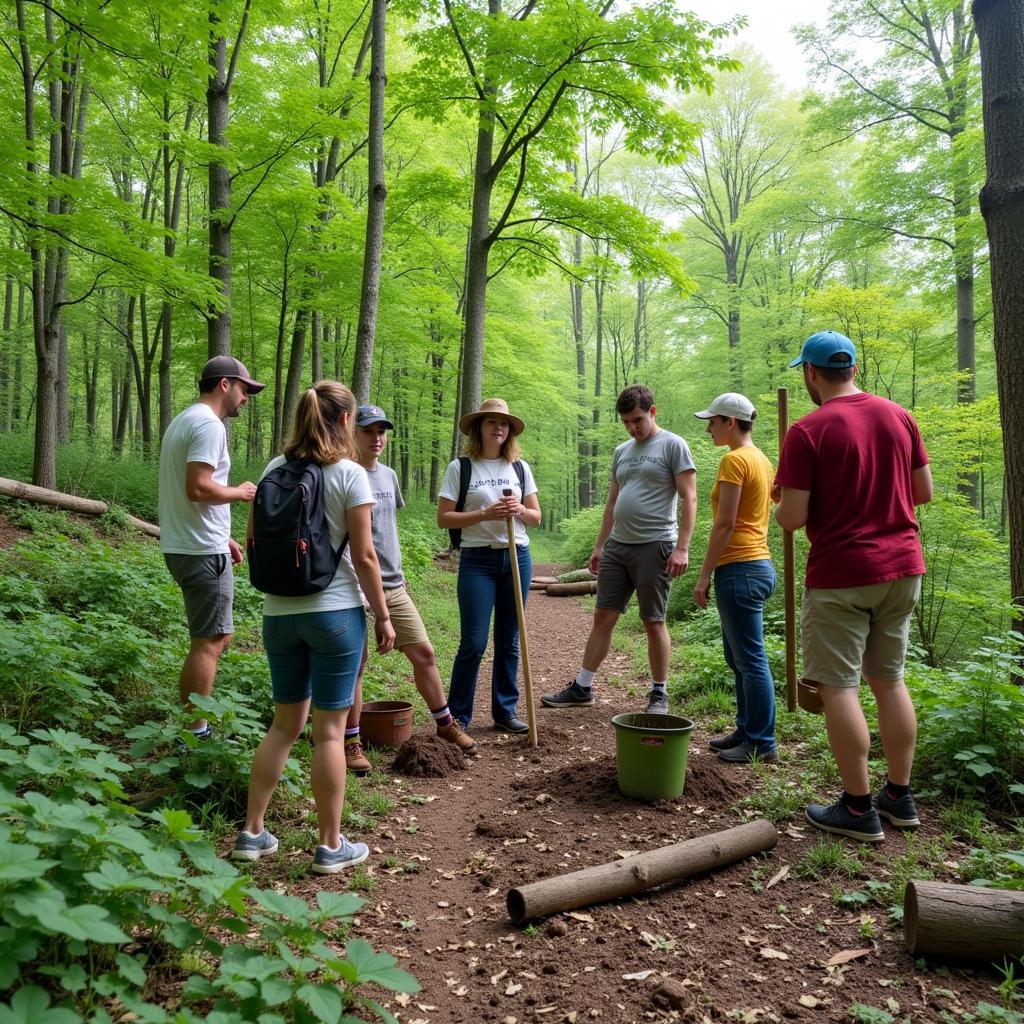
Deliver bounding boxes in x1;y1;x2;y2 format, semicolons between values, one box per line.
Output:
559;505;605;568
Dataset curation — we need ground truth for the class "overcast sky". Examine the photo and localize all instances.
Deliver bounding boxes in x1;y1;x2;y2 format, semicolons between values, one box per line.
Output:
682;0;831;93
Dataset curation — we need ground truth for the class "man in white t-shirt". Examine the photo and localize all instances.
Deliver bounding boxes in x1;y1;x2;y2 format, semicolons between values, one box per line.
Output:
159;356;265;740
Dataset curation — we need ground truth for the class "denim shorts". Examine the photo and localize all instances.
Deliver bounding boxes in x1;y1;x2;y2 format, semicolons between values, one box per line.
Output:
262;607;366;710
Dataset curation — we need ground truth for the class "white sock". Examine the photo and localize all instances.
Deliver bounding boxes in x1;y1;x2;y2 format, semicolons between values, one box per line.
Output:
188;723;210;735
652;680;667;693
575;668;596;690
241;830;262;838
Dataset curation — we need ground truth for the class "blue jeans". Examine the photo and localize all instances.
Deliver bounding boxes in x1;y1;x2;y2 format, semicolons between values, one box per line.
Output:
714;559;777;753
263;608;366;710
449;545;532;727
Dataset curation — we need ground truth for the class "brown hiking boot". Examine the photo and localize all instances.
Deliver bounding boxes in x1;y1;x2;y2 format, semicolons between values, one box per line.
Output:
345;741;372;776
436;720;479;756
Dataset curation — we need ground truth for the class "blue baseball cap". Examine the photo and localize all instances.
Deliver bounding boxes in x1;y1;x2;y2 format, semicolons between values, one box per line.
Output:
356;404;394;429
789;330;857;369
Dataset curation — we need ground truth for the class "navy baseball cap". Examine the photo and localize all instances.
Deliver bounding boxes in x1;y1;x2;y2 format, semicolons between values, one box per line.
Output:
789;330;857;369
356;404;394;429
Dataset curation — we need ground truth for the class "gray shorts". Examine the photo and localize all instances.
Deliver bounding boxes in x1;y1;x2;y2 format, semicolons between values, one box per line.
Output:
801;575;922;687
596;538;673;621
164;553;234;638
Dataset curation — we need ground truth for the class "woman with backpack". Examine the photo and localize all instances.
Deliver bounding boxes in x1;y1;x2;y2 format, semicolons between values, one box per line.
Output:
437;398;541;734
232;381;395;875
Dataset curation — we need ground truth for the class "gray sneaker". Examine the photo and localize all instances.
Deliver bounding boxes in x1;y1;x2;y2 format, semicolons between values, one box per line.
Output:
311;838;370;875
541;681;595;708
875;786;920;828
643;689;669;715
231;829;279;861
806;797;884;843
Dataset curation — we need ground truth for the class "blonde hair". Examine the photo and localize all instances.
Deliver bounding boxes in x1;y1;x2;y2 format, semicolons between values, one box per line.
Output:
462;417;521;462
284;381;356;464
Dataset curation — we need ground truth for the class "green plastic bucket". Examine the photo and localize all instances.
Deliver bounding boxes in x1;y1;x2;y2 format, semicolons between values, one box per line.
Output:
611;712;695;801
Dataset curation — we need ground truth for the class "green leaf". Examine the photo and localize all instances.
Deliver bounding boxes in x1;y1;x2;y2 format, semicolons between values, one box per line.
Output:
297;982;342;1024
315;891;363;920
342;940;419;993
259;976;293;1006
0;987;80;1024
248;888;313;923
0;844;58;881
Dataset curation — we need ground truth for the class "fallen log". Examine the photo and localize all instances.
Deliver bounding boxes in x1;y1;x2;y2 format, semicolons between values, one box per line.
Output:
506;819;777;923
531;575;559;586
556;568;597;583
545;580;598;596
904;880;1024;960
0;477;160;538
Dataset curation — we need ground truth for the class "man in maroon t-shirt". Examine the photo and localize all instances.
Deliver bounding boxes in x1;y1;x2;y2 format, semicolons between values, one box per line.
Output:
774;330;933;842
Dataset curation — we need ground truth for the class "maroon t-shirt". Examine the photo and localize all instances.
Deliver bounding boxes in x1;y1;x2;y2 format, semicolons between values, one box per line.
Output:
775;392;928;589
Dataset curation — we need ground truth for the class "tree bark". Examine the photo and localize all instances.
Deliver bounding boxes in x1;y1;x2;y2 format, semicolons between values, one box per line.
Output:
570;212;590;508
974;0;1024;631
507;820;777;923
904;880;1024;959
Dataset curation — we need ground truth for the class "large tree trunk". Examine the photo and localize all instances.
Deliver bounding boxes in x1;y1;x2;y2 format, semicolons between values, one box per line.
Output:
352;0;388;403
281;307;310;443
1;260;13;431
570;220;590;509
974;0;1024;632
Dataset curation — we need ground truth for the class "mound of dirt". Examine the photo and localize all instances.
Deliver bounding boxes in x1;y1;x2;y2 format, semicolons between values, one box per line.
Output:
391;734;468;777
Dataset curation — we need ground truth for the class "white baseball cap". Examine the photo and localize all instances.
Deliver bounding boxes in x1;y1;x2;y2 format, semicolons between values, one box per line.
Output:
693;392;756;421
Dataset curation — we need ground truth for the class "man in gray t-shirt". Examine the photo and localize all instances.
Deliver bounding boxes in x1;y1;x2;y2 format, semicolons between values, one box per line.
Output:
542;384;697;715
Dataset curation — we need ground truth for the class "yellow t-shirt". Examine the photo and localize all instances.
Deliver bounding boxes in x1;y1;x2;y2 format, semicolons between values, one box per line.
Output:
711;445;774;567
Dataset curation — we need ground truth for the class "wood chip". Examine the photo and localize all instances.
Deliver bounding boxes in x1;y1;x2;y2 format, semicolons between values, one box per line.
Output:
759;947;789;960
798;995;825;1008
766;865;790;889
826;948;872;966
505;983;522;996
567;911;594;923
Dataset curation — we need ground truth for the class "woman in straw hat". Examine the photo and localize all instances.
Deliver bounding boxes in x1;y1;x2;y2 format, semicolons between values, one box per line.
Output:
437;398;542;734
692;392;779;765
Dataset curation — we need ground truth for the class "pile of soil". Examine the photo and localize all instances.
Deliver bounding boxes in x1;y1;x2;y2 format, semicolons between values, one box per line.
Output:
392;733;469;777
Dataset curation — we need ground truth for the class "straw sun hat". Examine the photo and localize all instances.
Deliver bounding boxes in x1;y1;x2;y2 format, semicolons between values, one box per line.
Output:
458;398;525;436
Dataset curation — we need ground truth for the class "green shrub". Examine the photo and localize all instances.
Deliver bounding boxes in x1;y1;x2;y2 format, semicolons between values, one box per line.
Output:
559;505;604;568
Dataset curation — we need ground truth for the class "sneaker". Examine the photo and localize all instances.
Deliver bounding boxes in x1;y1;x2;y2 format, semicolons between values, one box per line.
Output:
541;682;595;708
345;741;372;777
311;838;370;875
231;829;279;861
806;797;884;843
717;742;779;765
175;726;212;751
709;730;744;751
644;689;669;715
494;716;529;734
875;786;920;828
437;720;479;756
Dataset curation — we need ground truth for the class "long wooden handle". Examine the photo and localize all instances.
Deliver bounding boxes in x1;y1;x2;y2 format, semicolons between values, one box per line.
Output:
778;387;797;713
505;515;537;747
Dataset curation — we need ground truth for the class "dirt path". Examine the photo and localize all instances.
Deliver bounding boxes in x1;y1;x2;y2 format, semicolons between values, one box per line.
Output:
294;569;999;1023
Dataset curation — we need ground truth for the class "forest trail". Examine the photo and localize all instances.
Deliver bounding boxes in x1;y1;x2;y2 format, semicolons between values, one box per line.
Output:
277;567;1001;1024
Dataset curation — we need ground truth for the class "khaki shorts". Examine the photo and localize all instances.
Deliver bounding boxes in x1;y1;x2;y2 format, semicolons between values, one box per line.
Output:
800;575;922;688
365;584;430;648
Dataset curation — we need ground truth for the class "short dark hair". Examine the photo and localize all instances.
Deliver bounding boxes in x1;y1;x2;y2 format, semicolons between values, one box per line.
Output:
817;365;857;383
198;377;221;394
616;384;654;414
735;417;754;433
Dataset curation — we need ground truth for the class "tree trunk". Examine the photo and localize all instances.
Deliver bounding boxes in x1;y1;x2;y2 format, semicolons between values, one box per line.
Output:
904;880;1024;960
570;223;590;509
352;0;388;403
974;0;1024;633
592;267;604;507
1;261;13;431
282;307;310;443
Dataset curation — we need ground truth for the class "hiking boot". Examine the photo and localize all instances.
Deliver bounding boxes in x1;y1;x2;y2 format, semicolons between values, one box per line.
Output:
494;716;529;734
806;797;884;843
709;730;744;751
644;689;669;715
717;742;779;765
311;838;369;875
541;682;595;708
345;741;372;777
231;828;279;861
875;786;920;828
437;720;479;756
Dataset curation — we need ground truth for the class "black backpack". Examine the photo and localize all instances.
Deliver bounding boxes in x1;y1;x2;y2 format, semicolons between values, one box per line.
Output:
448;456;526;550
248;456;348;596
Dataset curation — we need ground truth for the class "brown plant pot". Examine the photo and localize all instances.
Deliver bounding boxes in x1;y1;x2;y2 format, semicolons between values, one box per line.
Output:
360;700;414;747
797;679;824;715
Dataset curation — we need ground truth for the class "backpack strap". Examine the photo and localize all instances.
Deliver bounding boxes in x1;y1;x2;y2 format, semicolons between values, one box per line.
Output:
512;459;525;496
448;456;472;550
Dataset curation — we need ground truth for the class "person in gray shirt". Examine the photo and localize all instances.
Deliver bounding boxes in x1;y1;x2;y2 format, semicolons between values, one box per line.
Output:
341;405;479;775
542;384;697;714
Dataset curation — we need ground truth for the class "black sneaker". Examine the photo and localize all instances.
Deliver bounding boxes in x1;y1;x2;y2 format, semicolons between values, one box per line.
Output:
875;786;920;828
708;730;744;751
644;689;669;715
494;716;529;734
806;797;884;843
541;682;595;708
718;742;779;765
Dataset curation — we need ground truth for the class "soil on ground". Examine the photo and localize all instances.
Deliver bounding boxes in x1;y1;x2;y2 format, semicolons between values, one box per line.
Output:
288;565;1006;1024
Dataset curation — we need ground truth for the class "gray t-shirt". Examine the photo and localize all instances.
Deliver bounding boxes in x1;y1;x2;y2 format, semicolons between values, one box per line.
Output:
609;429;695;544
366;464;405;588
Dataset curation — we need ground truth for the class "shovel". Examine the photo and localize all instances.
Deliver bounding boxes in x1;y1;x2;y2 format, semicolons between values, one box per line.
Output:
503;488;538;747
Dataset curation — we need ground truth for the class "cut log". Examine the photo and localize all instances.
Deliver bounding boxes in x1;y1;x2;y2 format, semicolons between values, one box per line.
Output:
0;477;160;538
546;580;598;596
507;819;777;923
531;575;559;586
556;568;597;583
904;880;1024;960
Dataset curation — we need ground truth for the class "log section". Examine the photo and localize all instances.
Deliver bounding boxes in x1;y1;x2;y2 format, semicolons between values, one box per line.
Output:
904;880;1024;959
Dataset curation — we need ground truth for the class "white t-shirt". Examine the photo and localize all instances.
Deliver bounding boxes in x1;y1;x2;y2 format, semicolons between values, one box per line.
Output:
261;457;375;616
159;403;232;555
439;458;538;548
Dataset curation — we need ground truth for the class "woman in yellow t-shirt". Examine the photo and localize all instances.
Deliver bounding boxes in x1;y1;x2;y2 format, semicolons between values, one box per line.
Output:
693;393;778;764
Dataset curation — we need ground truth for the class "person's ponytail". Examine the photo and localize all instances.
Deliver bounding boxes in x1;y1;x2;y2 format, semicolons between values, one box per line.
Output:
284;381;356;464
